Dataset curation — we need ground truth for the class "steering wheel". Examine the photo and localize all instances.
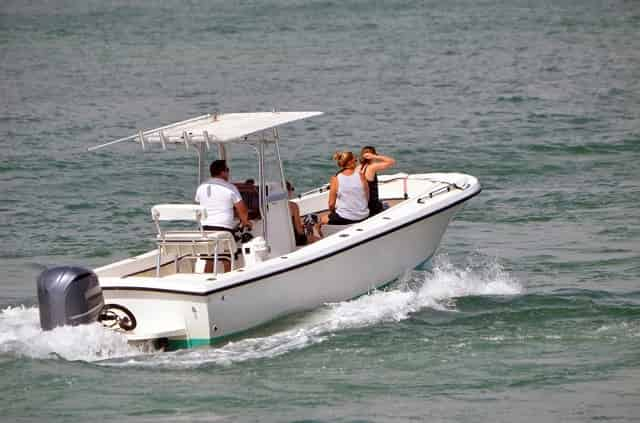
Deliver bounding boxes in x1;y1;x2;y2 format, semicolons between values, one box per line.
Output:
233;225;254;243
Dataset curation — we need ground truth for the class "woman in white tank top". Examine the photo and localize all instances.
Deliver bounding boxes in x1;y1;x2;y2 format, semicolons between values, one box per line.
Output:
320;151;370;225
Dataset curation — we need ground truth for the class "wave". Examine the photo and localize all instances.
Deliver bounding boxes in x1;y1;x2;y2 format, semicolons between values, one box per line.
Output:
524;140;638;156
0;256;523;367
0;306;142;361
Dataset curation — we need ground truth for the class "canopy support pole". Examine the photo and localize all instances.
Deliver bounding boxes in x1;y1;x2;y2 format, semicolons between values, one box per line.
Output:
196;143;208;185
273;127;286;192
258;137;268;242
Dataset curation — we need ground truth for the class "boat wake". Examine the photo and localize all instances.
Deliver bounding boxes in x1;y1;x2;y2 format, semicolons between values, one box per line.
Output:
0;255;522;366
0;306;141;361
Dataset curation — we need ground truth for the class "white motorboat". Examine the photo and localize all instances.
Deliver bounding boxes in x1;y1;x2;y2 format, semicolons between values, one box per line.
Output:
36;111;481;350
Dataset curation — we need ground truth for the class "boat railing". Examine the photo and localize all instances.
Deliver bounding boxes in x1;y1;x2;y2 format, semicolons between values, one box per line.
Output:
416;181;464;204
300;174;467;205
299;174;409;197
299;184;330;197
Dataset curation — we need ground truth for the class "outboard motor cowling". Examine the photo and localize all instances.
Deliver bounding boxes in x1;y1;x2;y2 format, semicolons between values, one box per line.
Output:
37;266;104;330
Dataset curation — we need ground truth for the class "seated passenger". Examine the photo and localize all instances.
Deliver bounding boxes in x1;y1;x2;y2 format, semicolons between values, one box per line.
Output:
287;181;319;246
195;160;252;272
320;151;369;226
234;179;260;220
357;146;396;216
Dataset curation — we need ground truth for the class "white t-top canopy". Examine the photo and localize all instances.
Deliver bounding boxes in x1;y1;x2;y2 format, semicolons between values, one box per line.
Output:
88;111;323;151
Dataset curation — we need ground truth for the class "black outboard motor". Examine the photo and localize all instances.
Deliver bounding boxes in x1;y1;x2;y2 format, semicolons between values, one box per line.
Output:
37;266;104;330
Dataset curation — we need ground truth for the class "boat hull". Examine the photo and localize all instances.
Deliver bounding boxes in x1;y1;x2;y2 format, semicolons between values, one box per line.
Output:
102;202;463;349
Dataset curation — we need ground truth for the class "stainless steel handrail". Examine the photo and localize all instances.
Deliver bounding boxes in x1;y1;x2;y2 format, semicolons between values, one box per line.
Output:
416;182;463;204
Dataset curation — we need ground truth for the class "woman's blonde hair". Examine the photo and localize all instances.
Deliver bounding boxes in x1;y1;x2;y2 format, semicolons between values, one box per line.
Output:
333;151;356;169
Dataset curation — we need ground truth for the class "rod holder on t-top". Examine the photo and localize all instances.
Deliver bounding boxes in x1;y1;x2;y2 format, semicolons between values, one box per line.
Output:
87;113;213;152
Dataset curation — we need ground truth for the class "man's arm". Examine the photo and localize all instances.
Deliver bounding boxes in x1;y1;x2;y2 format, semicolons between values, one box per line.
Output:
234;200;252;229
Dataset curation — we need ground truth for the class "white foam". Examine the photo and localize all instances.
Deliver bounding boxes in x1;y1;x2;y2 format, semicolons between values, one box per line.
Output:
415;254;523;304
0;305;143;361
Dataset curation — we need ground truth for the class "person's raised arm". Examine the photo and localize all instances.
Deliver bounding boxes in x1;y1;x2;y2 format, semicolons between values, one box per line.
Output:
362;152;395;180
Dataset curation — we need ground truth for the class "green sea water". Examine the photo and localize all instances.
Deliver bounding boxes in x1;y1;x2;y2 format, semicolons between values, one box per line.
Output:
1;0;639;421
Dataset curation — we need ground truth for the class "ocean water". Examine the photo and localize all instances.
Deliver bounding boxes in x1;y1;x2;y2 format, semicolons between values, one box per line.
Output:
1;0;639;421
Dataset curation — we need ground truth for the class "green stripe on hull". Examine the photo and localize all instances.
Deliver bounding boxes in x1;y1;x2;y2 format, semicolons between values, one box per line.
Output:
167;329;255;350
167;338;211;349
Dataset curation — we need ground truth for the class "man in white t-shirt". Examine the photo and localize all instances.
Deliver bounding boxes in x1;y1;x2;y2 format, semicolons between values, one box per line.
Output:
195;160;252;271
195;160;252;230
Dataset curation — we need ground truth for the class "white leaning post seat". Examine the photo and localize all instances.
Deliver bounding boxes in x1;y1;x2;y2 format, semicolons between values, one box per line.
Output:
151;204;237;275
